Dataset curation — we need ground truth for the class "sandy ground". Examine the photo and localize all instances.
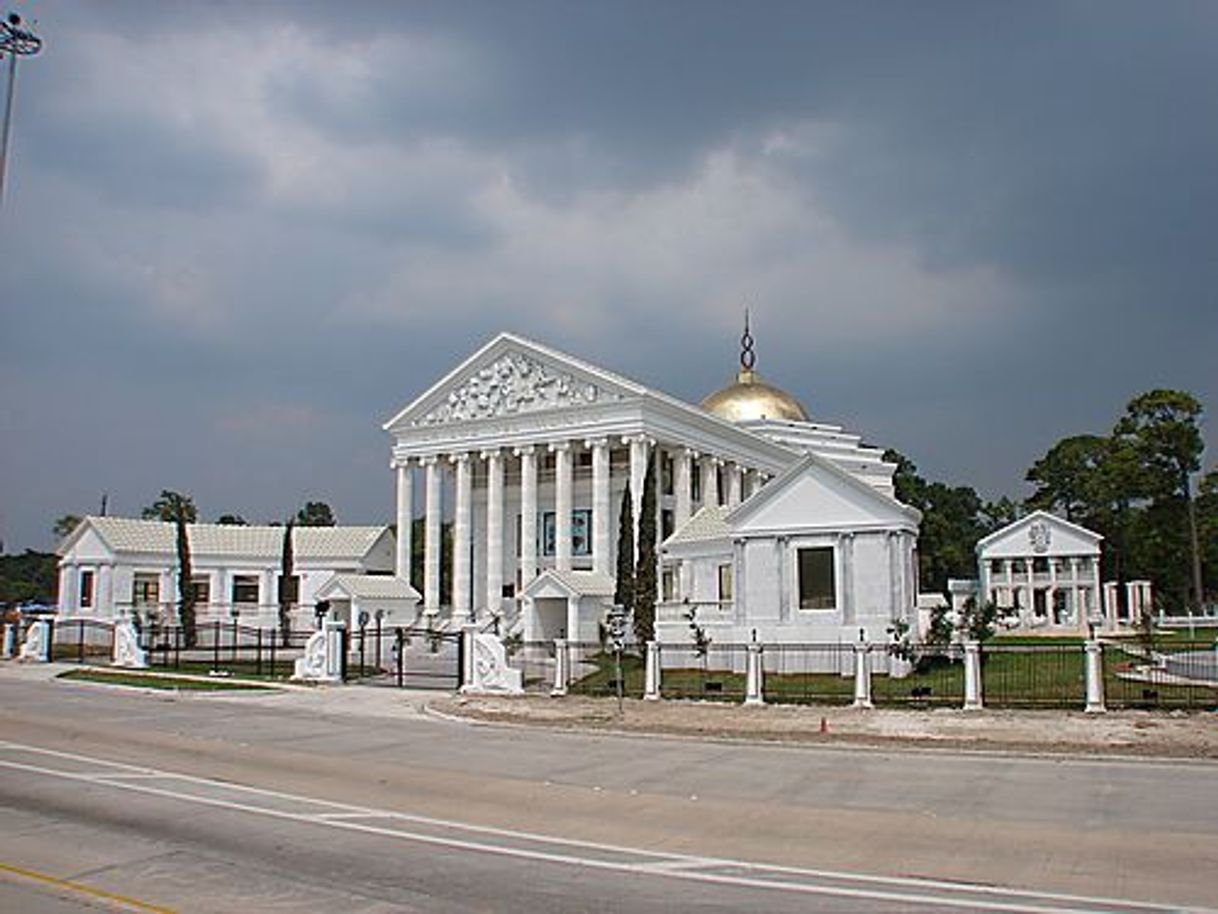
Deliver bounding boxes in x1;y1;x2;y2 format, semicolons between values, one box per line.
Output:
431;692;1218;758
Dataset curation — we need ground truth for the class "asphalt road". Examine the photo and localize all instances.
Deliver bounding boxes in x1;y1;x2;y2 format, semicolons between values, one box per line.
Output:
1;669;1215;913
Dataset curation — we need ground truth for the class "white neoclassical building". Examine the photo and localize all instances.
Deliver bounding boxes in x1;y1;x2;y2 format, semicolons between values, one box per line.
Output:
949;510;1149;634
56;517;410;627
383;328;920;645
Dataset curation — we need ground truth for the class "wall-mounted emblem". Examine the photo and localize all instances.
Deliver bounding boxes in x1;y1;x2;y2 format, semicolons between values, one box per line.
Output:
1028;521;1052;554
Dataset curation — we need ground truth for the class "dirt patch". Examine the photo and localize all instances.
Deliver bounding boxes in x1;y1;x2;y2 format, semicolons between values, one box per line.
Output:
430;694;1218;758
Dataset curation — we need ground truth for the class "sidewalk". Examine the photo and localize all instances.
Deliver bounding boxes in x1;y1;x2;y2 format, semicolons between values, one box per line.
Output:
429;692;1218;759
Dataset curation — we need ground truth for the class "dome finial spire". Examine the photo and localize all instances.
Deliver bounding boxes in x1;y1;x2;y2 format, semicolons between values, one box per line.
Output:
740;307;756;372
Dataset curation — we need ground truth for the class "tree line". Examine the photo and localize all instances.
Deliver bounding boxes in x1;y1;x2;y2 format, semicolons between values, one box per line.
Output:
894;388;1213;613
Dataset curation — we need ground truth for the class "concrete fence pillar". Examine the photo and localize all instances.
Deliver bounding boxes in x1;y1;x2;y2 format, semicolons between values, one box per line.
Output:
461;624;478;688
323;620;346;682
644;641;661;701
2;623;16;658
744;642;764;706
963;640;983;711
852;642;873;709
551;638;569;697
1084;640;1106;713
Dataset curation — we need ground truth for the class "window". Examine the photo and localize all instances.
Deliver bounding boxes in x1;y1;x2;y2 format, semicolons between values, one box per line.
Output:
661;567;676;602
277;574;299;605
717;563;733;603
132;573;159;606
990;559;1004;574
1032;557;1049;574
661;509;675;542
232;575;260;605
541;510;593;557
797;547;836;610
191;576;210;605
79;570;94;608
1012;558;1027;574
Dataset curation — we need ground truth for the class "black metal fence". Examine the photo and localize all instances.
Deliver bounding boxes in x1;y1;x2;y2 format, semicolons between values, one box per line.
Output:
140;620;312;680
355;623;461;690
49;618;116;663
1104;641;1217;710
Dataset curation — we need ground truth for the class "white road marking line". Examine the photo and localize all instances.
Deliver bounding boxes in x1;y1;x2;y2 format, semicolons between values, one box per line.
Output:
0;741;1190;914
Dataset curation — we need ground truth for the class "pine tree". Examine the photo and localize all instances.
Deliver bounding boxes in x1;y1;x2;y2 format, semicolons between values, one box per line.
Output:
633;454;658;645
613;483;634;612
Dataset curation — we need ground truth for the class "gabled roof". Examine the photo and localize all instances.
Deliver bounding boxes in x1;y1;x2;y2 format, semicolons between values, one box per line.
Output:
975;509;1102;552
725;451;921;530
663;506;732;548
383;332;649;431
521;569;616;600
60;517;391;562
315;574;420;603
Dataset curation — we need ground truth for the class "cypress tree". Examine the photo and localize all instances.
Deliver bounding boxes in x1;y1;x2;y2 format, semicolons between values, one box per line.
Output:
176;514;196;647
279;520;295;646
613;482;634;612
633;453;658;645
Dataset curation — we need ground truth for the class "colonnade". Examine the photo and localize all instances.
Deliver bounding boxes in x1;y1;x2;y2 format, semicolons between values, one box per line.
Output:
393;436;767;621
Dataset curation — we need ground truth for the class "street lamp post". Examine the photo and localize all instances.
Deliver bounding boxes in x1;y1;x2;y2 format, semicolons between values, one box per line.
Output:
0;11;43;207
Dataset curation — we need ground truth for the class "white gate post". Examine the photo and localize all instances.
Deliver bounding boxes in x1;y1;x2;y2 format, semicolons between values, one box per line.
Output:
2;623;16;658
852;642;873;709
963;640;983;711
1084;639;1106;713
551;638;569;696
644;641;661;701
744;641;765;706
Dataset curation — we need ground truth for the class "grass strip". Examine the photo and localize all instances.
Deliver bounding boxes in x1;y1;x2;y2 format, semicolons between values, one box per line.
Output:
57;668;273;692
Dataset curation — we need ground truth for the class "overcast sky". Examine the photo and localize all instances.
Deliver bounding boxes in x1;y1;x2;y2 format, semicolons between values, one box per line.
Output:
1;0;1215;552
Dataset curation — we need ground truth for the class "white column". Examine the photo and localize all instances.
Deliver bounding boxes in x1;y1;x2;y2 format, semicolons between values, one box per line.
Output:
57;564;73;613
675;449;693;528
395;462;413;583
452;453;472;623
551;638;569;696
744;469;762;500
98;564;113;616
588;438;611;576
552;441;573;572
726;463;743;508
701;456;720;508
423;456;442;615
627;435;651;550
483;449;504;618
517;446;538;589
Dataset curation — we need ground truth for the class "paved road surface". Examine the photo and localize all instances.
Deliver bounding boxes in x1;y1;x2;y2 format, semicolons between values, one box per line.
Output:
1;670;1215;912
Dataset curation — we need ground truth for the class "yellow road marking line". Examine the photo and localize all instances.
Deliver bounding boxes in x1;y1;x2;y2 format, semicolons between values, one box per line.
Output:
0;861;177;913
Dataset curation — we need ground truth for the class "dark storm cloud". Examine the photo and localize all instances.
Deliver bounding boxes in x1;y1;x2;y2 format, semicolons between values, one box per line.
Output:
1;0;1214;551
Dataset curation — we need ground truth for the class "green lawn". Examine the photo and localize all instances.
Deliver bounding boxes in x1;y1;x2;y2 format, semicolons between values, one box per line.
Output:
58;668;274;691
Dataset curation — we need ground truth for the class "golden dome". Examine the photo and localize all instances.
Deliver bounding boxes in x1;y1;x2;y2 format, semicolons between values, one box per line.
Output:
700;368;810;422
699;312;810;422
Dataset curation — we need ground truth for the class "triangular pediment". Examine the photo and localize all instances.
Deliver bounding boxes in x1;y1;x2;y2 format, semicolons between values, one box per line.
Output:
977;511;1101;559
728;453;920;534
384;333;647;431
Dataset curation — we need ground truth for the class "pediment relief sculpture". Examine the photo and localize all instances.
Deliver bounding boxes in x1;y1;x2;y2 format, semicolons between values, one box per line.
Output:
413;353;620;427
